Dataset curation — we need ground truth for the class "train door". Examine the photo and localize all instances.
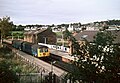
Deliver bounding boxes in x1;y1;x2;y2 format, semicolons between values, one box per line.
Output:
31;47;38;57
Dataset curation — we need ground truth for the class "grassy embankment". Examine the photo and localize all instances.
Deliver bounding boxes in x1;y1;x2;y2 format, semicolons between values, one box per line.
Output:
0;47;41;83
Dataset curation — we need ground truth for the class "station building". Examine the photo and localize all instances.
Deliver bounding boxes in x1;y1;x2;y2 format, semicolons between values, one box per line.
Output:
24;28;57;44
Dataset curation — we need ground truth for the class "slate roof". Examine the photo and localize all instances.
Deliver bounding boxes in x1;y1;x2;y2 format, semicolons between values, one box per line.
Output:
74;30;120;43
24;29;47;35
74;30;98;42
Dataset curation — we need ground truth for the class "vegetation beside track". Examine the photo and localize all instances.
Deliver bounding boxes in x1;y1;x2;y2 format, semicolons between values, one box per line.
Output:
0;46;43;83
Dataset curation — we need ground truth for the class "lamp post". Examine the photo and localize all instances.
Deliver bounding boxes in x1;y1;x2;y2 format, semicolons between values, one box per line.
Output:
41;69;45;83
50;61;56;83
51;61;56;73
12;32;13;40
62;31;65;51
62;31;64;46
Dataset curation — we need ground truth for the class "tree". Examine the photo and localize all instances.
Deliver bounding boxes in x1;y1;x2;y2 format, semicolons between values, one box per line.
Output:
11;25;17;31
0;47;19;83
63;28;71;40
51;24;55;27
0;16;13;44
66;31;120;82
17;25;24;31
99;22;109;31
0;60;19;83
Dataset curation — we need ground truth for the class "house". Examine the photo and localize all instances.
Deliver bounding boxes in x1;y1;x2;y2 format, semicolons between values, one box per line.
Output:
67;30;120;55
24;28;57;44
74;30;120;43
67;23;81;32
24;27;38;31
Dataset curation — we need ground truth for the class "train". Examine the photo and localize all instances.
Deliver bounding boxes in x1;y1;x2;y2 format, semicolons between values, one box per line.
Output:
4;39;50;57
3;39;76;63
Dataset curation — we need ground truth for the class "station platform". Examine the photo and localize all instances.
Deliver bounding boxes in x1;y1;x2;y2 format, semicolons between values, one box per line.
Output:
50;49;76;63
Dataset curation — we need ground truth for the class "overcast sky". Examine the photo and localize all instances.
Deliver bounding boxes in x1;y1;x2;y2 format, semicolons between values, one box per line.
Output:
0;0;120;25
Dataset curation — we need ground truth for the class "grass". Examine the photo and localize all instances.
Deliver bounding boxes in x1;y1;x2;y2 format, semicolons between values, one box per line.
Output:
0;47;38;73
11;31;24;34
7;31;24;39
0;46;43;82
55;32;63;36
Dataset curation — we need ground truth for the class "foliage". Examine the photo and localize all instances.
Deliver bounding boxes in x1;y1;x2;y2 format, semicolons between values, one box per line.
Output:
47;26;52;31
89;31;120;82
11;31;24;39
61;24;69;28
0;59;19;83
0;47;19;83
12;25;24;31
63;28;81;55
66;31;120;82
0;46;42;83
55;32;63;39
0;16;13;38
63;28;72;40
5;31;24;39
93;19;120;26
106;19;120;25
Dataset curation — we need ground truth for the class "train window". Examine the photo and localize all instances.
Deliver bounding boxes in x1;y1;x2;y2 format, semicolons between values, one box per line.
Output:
40;49;43;52
65;48;67;51
40;48;48;52
43;49;45;52
45;49;48;52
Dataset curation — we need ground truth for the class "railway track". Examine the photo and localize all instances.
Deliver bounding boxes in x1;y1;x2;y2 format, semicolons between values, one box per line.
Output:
3;39;75;73
3;43;68;78
40;55;75;73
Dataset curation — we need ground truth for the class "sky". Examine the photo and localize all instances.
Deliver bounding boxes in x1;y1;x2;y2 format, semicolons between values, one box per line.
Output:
0;0;120;25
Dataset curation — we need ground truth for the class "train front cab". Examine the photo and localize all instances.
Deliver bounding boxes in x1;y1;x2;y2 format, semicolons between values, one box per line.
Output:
37;47;50;57
32;45;50;57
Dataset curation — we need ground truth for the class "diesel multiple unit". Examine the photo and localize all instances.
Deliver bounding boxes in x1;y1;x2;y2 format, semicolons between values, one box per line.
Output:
12;40;50;57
